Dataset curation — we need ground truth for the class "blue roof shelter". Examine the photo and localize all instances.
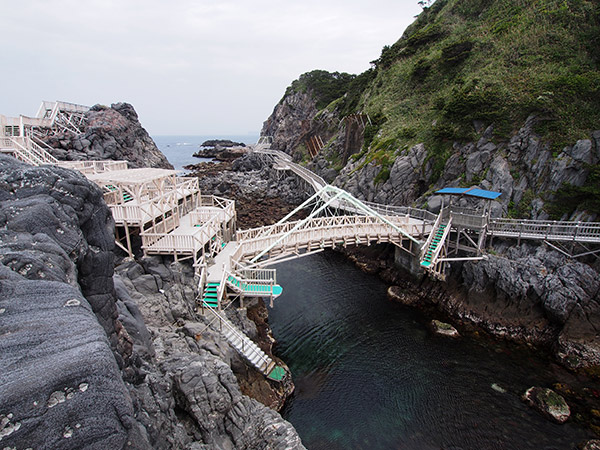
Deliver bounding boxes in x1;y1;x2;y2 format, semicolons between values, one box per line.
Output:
435;186;502;220
435;187;501;200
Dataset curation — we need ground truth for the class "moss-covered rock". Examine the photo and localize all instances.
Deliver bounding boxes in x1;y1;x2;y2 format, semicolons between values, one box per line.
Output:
522;387;571;424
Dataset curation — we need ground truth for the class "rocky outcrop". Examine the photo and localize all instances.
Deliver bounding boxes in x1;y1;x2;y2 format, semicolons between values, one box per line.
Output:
522;387;571;424
0;156;304;449
0;156;141;448
42;102;173;169
187;153;309;228
335;142;431;205
460;242;600;368
0;268;142;449
429;319;460;338
332;117;600;220
261;91;320;157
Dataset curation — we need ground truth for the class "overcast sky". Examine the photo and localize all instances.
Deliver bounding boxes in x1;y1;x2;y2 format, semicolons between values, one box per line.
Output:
2;0;422;136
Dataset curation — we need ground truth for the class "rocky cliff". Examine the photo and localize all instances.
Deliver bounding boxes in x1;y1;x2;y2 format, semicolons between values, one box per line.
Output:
260;0;600;369
42;102;173;169
0;156;304;449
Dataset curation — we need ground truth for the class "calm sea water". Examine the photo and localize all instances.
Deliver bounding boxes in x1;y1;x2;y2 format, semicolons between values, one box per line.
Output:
270;251;595;450
152;134;259;171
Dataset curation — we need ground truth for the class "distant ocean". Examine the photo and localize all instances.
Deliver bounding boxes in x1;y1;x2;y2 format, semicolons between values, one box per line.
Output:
152;134;260;172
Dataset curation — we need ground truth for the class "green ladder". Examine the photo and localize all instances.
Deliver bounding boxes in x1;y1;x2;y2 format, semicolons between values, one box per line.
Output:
201;282;220;308
421;224;447;268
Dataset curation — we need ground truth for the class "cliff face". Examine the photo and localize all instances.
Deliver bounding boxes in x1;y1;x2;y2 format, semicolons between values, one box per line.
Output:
0;156;139;448
333;117;600;220
0;156;304;449
43;102;173;169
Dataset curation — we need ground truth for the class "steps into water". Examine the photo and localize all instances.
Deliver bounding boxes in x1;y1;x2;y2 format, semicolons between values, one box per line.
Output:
421;224;447;268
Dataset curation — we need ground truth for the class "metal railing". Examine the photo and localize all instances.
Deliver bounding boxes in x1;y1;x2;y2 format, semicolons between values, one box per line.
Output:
488;218;600;243
203;305;273;372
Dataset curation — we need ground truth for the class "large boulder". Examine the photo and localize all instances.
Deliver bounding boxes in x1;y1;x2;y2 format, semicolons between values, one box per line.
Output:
42;103;173;169
522;387;570;424
0;269;145;449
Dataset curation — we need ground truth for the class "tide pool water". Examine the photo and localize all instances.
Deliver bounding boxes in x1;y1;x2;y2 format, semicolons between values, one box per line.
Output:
270;251;594;450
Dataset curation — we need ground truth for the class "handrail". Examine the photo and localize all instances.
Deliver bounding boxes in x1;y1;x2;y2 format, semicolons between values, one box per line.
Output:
488;218;600;243
217;267;228;308
197;264;207;297
1;136;58;165
421;211;443;260
203;306;272;370
428;217;452;265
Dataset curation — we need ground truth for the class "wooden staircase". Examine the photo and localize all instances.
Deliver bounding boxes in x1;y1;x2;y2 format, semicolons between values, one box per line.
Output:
202;303;285;381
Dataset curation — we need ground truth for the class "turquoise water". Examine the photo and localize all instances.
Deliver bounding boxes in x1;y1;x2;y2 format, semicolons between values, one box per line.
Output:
270;251;594;450
152;134;259;171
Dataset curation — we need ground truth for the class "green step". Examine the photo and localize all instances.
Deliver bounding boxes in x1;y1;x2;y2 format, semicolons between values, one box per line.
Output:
421;261;432;267
267;366;285;381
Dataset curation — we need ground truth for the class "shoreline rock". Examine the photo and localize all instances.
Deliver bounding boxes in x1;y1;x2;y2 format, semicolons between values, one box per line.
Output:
522;387;571;424
429;319;460;338
42;103;173;169
0;156;305;449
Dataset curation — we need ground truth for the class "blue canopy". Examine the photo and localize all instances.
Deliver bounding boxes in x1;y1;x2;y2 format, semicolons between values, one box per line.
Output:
435;187;501;200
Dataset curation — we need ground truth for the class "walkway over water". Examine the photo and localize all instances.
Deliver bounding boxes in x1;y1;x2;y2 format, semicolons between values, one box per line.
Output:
253;140;600;279
4;110;599;379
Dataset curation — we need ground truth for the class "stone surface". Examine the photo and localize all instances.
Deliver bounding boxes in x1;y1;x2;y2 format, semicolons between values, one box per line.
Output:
461;242;600;367
429;319;460;338
41;103;173;169
0;270;144;449
522;387;571;424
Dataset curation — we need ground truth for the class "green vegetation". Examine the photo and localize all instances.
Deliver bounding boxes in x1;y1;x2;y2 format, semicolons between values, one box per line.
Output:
282;70;356;111
285;0;600;193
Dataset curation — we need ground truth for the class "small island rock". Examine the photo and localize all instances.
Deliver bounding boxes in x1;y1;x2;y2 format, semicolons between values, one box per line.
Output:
522;387;570;424
430;319;460;338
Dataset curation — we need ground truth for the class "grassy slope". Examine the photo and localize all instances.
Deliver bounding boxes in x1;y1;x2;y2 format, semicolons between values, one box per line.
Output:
282;0;600;215
361;0;599;173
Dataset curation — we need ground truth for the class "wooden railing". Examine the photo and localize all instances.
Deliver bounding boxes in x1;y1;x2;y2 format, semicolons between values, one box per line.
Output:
203;305;273;373
190;196;235;225
106;178;200;224
142;204;227;254
428;217;452;266
420;212;443;261
0;136;58;165
57;160;128;174
232;214;425;264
